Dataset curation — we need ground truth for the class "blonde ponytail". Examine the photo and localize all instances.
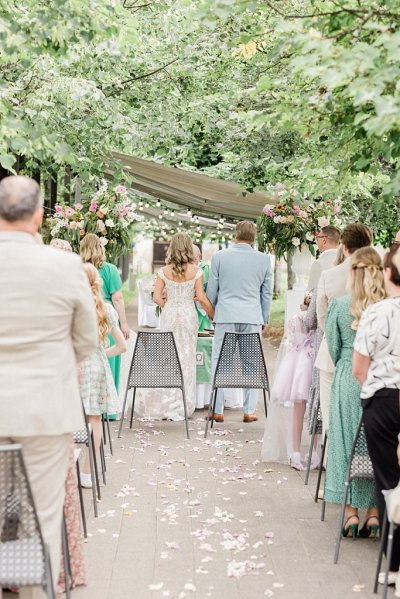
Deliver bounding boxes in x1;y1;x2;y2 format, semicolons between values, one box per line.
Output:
83;263;110;342
351;247;386;330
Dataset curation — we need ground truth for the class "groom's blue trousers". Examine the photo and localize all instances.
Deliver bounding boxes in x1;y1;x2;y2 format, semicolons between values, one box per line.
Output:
212;323;261;415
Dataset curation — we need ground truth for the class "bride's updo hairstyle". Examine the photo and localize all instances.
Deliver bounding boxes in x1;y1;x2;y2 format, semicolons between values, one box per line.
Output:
166;233;195;279
351;247;386;330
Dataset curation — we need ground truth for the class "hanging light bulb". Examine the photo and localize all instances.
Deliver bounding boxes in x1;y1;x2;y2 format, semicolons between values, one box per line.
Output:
158;214;163;220
156;200;161;207
187;209;192;217
178;221;183;226
144;203;149;208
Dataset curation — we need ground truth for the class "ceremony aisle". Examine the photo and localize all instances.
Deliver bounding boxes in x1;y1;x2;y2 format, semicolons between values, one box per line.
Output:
73;301;380;599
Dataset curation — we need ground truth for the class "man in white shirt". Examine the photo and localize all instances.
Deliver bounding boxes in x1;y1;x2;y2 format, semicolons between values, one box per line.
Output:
315;223;372;434
307;226;340;292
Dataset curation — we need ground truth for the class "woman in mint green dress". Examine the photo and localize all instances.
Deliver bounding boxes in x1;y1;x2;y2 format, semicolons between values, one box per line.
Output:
80;234;130;412
324;247;385;539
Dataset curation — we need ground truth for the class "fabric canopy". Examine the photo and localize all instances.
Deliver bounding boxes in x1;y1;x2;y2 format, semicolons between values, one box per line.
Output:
111;152;272;219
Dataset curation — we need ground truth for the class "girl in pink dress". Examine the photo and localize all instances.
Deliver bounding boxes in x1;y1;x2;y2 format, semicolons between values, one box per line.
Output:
262;310;315;469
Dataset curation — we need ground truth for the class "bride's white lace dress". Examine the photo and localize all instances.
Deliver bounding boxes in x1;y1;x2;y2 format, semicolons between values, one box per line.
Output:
135;267;202;421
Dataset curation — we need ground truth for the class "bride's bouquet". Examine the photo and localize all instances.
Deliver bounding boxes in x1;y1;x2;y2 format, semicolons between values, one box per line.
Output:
143;276;162;317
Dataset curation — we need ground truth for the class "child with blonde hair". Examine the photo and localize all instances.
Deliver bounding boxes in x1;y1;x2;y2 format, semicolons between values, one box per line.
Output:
80;263;126;487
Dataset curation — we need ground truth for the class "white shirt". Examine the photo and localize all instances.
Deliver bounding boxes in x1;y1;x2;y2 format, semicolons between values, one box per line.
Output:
354;297;400;399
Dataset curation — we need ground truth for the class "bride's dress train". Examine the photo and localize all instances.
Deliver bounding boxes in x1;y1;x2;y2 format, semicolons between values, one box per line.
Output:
135;268;202;421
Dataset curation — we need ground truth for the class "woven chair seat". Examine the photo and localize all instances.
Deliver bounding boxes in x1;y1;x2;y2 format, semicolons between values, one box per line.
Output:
350;455;374;480
0;536;44;586
73;429;88;444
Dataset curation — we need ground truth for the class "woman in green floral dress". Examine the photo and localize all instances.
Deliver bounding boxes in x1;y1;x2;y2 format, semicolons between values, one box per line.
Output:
324;247;386;538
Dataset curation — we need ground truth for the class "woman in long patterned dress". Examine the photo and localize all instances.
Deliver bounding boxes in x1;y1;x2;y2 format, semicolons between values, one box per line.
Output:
324;247;386;538
135;234;214;421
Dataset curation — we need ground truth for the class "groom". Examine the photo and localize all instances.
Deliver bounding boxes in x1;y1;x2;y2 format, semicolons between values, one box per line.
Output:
206;221;273;422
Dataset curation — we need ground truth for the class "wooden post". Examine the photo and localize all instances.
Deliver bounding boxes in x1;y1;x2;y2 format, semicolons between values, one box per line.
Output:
287;253;295;290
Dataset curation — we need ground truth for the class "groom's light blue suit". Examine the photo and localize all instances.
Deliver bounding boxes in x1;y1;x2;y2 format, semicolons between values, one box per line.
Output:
206;243;273;414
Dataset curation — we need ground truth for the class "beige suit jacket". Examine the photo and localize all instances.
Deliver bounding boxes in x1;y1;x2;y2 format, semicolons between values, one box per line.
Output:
307;249;337;292
315;258;351;373
0;231;98;436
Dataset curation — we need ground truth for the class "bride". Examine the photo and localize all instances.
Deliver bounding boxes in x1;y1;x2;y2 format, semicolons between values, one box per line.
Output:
135;233;214;421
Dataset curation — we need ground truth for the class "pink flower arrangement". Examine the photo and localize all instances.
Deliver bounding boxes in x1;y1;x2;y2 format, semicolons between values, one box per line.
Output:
74;203;83;211
64;207;76;217
89;200;98;212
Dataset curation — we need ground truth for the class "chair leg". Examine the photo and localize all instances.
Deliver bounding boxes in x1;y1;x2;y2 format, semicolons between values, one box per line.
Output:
129;388;137;429
211;389;218;430
334;482;350;564
102;414;107;446
181;389;190;440
305;405;318;486
204;389;216;439
262;388;268;419
383;521;396;599
43;543;56;599
87;434;99;516
62;513;72;599
105;413;113;456
118;384;131;438
100;441;107;485
75;460;87;538
321;500;326;522
314;432;327;503
373;510;388;593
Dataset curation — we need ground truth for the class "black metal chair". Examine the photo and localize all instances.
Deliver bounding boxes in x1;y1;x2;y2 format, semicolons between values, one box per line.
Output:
0;443;55;599
204;332;270;438
61;512;71;599
304;400;323;486
73;421;101;518
118;331;189;439
333;418;375;564
102;413;113;457
314;431;327;504
373;511;398;598
74;448;87;539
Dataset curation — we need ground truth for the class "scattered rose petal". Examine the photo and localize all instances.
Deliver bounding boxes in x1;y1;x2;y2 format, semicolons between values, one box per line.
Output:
149;582;164;591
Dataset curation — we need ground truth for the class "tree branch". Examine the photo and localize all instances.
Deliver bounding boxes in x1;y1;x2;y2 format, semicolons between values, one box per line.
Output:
106;58;179;97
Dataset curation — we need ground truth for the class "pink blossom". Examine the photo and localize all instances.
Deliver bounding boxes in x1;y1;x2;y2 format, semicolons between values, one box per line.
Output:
293;205;301;214
333;202;341;214
89;200;98;212
65;207;76;217
115;185;127;195
74;203;83;210
55;205;64;214
263;204;275;217
318;216;330;228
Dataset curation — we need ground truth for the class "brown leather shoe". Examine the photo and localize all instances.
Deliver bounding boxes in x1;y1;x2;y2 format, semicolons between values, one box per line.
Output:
205;413;224;423
243;414;258;423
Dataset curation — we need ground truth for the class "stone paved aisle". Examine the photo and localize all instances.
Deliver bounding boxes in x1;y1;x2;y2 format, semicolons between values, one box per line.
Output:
74;410;382;599
71;297;383;599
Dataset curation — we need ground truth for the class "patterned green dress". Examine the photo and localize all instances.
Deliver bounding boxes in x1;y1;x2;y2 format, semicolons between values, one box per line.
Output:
324;295;376;508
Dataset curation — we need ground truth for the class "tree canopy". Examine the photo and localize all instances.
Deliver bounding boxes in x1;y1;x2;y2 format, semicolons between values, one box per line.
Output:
1;0;398;241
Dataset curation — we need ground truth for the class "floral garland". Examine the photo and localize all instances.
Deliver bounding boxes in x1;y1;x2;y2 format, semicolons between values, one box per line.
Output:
257;183;342;258
44;181;142;262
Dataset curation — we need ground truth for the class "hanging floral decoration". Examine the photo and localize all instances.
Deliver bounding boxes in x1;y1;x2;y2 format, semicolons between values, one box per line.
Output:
44;181;142;262
257;183;343;258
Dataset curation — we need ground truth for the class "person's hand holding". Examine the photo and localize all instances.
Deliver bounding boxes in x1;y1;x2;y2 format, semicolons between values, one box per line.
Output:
121;323;130;340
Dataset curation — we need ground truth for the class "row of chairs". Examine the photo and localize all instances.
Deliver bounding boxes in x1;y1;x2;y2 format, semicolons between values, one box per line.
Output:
0;409;112;598
118;330;270;440
305;401;397;598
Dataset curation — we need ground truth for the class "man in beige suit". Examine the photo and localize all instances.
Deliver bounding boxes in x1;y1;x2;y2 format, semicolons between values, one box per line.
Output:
307;225;340;292
315;223;372;434
0;176;98;598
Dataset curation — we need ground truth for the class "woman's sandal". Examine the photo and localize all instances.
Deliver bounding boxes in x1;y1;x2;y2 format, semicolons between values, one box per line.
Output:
289;452;305;471
342;514;359;539
359;516;380;540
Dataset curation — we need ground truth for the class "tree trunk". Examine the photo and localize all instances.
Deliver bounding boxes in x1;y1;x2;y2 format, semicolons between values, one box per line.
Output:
273;257;283;299
287;253;295;290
